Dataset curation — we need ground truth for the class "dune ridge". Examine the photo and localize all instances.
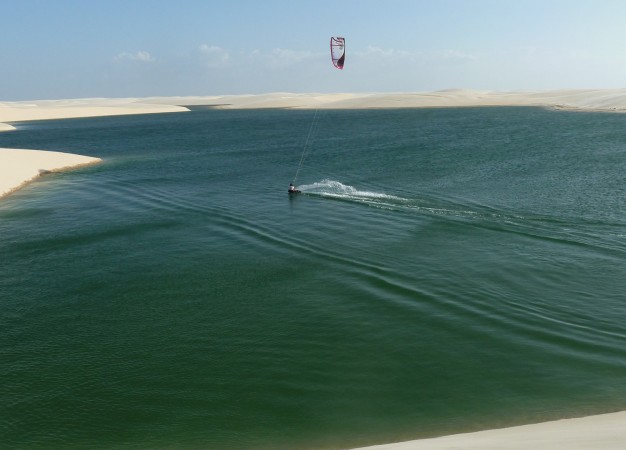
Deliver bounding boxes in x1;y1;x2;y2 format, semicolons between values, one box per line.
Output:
138;88;626;111
4;89;626;132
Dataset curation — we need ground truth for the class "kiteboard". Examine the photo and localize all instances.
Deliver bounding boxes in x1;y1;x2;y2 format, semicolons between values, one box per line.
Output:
288;189;301;194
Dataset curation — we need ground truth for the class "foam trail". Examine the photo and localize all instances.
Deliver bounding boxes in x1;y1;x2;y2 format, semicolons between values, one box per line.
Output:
296;180;518;225
298;179;403;201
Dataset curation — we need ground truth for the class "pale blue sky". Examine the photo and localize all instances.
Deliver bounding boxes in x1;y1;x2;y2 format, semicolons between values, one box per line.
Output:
3;0;626;100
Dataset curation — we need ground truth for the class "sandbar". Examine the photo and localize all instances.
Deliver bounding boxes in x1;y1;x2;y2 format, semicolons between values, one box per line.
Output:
0;148;101;199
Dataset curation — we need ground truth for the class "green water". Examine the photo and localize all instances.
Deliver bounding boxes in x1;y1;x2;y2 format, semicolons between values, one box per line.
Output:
1;107;625;449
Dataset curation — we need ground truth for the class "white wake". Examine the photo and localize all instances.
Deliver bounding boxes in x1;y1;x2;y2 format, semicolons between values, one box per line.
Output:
298;179;402;201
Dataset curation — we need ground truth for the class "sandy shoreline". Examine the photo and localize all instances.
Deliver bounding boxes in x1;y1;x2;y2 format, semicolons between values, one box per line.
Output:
0;98;186;198
1;91;625;448
351;411;626;449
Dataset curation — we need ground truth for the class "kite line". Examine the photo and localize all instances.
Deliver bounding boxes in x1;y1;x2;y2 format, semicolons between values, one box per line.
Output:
293;108;321;185
290;37;344;186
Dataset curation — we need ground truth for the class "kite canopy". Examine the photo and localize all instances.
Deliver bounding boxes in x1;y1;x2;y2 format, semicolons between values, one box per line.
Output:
330;37;345;70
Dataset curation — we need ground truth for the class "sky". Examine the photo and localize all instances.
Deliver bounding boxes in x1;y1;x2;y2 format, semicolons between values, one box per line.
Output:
3;0;626;100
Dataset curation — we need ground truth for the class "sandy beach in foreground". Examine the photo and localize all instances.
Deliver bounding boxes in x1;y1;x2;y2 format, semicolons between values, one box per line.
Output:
351;411;626;449
1;91;625;448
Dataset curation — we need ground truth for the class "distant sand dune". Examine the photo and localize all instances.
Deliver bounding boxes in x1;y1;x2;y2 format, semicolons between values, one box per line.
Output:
0;97;187;125
139;89;626;110
4;89;626;132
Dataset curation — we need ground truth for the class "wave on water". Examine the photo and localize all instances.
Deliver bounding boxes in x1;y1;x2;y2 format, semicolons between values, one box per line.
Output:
295;180;621;253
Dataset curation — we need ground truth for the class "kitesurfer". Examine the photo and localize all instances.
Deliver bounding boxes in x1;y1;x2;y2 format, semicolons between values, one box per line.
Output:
288;183;297;193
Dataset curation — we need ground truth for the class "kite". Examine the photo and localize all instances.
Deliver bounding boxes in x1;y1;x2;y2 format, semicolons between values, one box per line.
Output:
330;37;345;70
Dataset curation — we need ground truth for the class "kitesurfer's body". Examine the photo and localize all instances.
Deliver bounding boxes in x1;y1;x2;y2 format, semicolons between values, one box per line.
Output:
288;183;300;194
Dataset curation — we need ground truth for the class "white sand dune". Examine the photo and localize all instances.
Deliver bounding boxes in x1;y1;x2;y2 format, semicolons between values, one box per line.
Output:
5;89;626;133
351;411;626;450
3;89;626;132
0;97;187;124
138;88;626;110
0;148;101;198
